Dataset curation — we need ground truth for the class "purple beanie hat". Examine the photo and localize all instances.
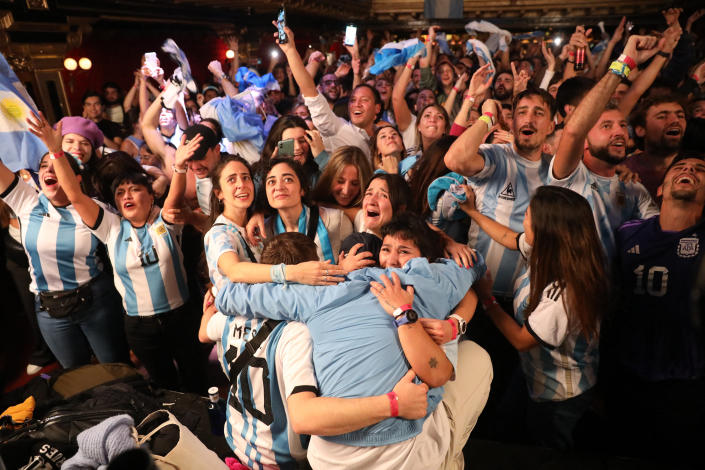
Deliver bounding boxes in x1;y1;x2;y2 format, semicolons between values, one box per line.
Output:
58;116;104;150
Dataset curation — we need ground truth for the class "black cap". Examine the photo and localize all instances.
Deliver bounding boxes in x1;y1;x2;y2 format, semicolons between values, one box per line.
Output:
183;124;218;161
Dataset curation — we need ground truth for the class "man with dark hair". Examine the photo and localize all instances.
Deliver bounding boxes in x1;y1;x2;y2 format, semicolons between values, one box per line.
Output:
216;215;491;469
550;35;659;259
82;91;123;150
182;124;220;215
445;88;555;299
200;231;431;468
607;152;705;464
492;70;514;105
276;25;378;158
101;81;124;126
625;94;687;198
318;73;341;109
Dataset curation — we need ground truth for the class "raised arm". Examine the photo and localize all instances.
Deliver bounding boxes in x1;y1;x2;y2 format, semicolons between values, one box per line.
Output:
458;185;519;251
142;90;175;178
163;134;202;214
391;53;419;132
594;17;626;79
618;24;681;116
371;273;453;388
208;60;238;98
454;63;493;128
554;35;660;180
123;72;140;113
27;113;100;227
275;24;316;98
444;99;499;176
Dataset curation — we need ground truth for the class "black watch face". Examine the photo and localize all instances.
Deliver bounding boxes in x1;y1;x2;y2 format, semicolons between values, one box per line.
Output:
405;310;418;323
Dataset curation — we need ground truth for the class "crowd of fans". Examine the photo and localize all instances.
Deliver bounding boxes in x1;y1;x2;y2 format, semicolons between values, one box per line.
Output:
2;6;705;469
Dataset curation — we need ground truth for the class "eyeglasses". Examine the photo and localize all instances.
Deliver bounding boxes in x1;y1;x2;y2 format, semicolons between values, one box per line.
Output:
322;79;339;86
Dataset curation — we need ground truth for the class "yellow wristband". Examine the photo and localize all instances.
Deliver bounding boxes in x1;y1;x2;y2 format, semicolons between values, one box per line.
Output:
609;61;631;79
478;114;493;132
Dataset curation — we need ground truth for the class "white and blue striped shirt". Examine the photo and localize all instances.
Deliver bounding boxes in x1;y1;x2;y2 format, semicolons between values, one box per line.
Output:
206;314;316;469
547;159;658;261
467;143;550;297
512;233;598;402
90;207;189;316
1;176;104;293
204;214;261;292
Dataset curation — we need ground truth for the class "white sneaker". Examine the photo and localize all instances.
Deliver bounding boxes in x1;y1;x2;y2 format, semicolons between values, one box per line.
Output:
26;364;43;375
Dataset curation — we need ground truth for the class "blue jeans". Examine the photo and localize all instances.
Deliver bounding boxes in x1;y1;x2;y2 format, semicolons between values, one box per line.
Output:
35;274;129;368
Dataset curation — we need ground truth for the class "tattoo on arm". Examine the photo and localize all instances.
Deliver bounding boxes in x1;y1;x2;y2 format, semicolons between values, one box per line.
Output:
429;357;438;368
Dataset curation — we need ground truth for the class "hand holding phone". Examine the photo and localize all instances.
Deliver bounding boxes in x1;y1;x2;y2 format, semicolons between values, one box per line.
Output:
277;138;295;157
344;25;357;47
277;8;288;44
143;52;160;78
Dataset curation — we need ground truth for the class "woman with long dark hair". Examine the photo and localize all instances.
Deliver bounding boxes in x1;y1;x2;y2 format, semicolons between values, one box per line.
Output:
255;115;328;188
262;158;352;265
204;153;347;289
461;185;607;449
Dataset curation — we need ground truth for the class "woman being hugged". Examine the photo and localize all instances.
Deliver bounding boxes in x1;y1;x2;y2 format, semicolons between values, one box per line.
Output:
263;158;353;266
29;112;206;393
461;185;607;449
204;153;348;291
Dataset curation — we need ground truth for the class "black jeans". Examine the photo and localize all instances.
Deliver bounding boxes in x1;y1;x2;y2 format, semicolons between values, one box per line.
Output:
124;302;206;394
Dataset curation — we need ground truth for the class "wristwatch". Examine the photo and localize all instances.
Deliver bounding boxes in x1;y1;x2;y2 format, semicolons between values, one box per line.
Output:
448;313;467;335
394;309;418;328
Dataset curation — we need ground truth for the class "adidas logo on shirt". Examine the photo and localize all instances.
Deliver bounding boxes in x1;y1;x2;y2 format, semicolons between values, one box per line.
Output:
499;182;516;201
627;245;640;254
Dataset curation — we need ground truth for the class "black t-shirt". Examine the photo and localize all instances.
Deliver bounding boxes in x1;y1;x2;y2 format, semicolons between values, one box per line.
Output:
96;119;124;141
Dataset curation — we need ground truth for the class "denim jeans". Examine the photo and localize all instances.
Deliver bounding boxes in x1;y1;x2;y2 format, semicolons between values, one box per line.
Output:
35;274;129;368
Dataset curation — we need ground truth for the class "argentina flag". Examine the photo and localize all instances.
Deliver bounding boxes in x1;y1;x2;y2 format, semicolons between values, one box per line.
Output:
0;53;47;172
369;39;425;75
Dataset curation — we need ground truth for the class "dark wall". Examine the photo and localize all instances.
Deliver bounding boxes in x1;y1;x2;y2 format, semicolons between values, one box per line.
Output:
61;25;226;114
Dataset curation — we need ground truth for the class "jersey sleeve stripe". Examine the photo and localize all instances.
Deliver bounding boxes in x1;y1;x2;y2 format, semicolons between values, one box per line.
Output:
526;319;556;350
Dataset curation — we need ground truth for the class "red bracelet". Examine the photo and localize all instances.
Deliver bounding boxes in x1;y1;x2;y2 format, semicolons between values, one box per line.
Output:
618;54;637;70
482;296;499;310
49;151;65;160
447;318;458;340
452;86;460;93
387;391;399;417
406;63;414;70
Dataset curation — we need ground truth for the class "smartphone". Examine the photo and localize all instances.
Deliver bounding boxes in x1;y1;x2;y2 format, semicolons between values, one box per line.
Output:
344;24;357;47
277;138;295;157
277;8;288;44
144;52;158;77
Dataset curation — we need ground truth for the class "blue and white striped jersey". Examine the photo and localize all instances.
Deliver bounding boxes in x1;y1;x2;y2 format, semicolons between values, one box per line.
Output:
547;159;658;260
512;233;598;402
467;143;550;297
207;314;316;469
1;176;104;293
204;214;262;291
90;207;189;316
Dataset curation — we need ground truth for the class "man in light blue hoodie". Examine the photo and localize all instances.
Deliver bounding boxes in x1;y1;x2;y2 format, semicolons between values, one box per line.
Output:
216;214;491;470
